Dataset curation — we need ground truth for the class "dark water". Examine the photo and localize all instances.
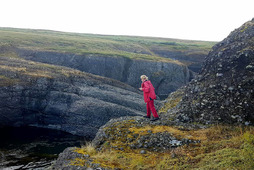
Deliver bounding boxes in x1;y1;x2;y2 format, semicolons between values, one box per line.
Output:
0;126;87;169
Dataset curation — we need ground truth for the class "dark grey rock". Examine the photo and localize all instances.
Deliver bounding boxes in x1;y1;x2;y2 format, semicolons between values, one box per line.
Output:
17;50;192;97
174;18;254;125
0;57;145;137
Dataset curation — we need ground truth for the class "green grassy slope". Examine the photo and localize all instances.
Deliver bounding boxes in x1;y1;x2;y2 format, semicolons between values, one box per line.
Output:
0;27;216;65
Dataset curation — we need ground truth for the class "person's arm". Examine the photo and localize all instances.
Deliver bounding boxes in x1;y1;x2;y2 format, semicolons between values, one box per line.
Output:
141;82;150;92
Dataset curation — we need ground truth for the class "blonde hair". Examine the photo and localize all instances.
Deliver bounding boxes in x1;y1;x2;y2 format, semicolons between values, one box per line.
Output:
140;75;148;80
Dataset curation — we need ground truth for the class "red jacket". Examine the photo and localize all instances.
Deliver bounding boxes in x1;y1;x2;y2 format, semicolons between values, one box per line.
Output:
141;80;156;103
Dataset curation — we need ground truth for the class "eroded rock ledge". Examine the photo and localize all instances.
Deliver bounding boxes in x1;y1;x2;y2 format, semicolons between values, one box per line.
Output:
17;50;193;98
0;57;146;137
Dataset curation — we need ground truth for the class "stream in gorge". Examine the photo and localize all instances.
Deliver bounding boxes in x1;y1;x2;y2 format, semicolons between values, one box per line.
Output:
0;126;88;169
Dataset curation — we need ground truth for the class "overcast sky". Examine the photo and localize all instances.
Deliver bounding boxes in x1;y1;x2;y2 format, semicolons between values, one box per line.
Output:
1;0;253;41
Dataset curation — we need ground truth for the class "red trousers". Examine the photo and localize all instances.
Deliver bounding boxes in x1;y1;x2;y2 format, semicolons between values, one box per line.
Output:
146;99;159;118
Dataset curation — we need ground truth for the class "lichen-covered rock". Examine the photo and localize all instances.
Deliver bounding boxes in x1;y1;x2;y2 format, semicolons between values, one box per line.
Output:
50;147;111;170
50;147;84;170
92;116;200;153
174;18;254;124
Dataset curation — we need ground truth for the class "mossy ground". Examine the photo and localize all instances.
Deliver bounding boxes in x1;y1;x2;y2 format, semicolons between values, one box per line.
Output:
70;120;254;169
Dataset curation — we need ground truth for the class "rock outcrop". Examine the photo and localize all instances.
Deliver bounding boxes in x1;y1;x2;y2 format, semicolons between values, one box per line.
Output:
173;18;254;124
92;116;200;151
17;50;192;98
51;116;202;170
0;57;145;137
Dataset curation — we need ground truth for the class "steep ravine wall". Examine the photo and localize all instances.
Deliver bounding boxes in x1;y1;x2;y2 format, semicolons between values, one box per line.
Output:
18;50;193;98
0;57;145;138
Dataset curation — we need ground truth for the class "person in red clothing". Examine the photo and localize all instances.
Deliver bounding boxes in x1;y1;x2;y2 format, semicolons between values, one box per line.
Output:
139;75;159;121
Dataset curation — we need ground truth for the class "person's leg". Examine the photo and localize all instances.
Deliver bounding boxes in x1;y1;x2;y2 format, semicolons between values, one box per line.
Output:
146;102;151;117
149;100;159;118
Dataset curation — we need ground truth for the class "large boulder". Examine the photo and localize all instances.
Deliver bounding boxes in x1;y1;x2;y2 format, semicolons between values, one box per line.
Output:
175;18;254;124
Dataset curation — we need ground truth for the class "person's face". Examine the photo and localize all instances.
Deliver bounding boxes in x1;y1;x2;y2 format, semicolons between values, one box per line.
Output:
141;78;145;82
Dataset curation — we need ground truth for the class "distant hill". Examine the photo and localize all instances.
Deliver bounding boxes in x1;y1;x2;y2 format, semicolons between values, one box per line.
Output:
0;27;216;72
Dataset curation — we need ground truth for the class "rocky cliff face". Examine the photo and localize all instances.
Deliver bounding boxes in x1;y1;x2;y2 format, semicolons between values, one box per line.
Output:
174;18;254;124
0;57;145;137
17;50;192;98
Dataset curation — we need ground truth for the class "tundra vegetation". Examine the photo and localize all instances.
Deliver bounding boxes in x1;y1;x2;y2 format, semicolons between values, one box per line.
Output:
0;27;215;65
71;122;254;169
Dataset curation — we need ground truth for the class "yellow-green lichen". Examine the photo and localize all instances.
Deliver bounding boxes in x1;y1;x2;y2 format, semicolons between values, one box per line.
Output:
159;89;184;113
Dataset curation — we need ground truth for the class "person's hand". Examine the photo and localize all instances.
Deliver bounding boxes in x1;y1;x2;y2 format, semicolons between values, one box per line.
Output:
139;88;142;91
